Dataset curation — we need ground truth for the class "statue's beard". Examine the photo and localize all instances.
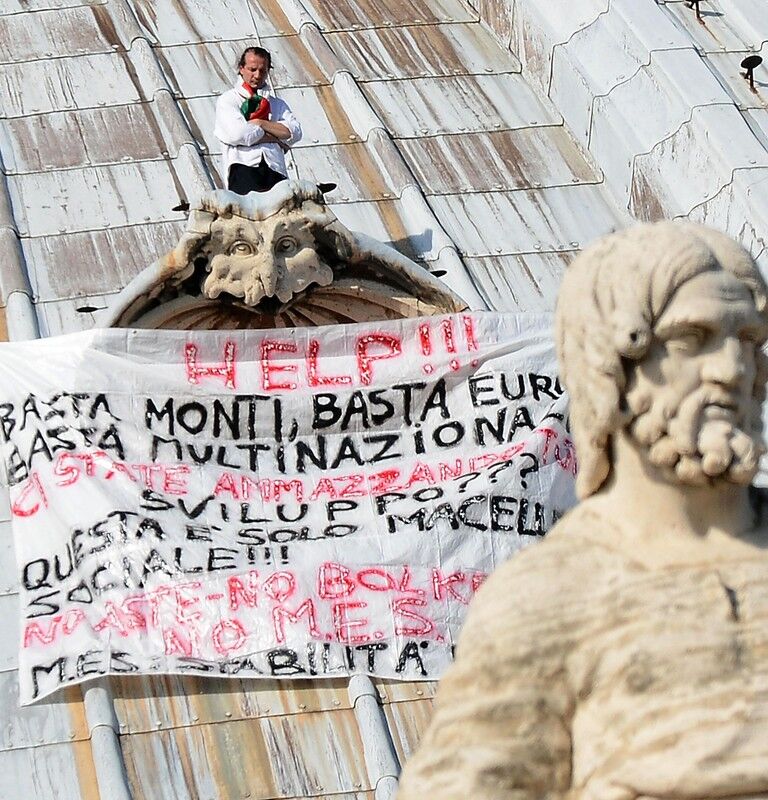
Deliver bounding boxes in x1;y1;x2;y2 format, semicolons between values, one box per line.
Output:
627;385;763;486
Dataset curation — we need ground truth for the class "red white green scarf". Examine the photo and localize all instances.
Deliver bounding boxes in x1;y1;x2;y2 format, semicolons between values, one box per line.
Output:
239;82;271;121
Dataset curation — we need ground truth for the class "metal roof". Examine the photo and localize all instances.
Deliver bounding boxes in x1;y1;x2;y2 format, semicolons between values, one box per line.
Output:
1;0;767;797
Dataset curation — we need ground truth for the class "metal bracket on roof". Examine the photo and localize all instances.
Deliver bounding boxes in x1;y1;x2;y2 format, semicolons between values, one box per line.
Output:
685;0;703;22
741;55;763;92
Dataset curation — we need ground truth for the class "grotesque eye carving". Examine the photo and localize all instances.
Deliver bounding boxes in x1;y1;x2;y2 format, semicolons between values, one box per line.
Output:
274;236;298;257
229;240;254;256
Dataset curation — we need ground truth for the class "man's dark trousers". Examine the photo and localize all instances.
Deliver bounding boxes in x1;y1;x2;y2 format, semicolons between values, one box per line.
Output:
228;158;287;194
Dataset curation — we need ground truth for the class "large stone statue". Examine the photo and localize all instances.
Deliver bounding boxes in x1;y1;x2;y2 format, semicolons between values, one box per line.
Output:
397;222;768;800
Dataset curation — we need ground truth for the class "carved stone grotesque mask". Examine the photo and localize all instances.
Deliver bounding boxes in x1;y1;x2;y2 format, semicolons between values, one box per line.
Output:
99;180;468;330
203;205;334;305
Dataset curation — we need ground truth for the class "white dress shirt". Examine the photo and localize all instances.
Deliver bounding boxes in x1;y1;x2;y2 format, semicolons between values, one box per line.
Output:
214;81;302;181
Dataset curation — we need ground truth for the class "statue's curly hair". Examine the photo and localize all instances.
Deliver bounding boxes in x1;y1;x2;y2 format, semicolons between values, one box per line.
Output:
556;221;768;498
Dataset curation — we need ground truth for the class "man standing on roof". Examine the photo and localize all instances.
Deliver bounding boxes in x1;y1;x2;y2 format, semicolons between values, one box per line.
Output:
214;46;302;195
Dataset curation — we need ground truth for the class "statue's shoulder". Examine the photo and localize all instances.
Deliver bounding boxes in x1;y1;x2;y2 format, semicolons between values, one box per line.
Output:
461;503;631;643
490;501;631;586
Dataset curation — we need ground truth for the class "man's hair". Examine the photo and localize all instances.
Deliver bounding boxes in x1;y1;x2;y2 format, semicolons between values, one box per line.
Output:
555;221;768;498
238;46;272;71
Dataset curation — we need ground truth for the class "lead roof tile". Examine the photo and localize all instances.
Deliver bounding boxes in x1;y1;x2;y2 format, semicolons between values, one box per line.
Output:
428;185;628;257
324;22;520;81
299;0;475;31
361;73;561;137
396;127;599;195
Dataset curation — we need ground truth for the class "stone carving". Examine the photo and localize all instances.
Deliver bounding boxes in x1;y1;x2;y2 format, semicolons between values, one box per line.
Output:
397;222;768;800
102;181;466;330
200;188;335;305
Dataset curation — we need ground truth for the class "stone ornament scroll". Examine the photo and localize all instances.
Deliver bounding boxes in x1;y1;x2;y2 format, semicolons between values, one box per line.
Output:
397;223;768;800
0;312;576;704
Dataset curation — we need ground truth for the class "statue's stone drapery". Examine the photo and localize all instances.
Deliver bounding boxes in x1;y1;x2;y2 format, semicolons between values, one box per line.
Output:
396;222;768;800
101;181;466;330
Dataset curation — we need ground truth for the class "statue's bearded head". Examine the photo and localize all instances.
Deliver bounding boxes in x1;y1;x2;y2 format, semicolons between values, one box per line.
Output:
556;222;768;498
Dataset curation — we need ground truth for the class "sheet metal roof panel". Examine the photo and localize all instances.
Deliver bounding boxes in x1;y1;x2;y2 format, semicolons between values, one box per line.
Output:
121;710;372;799
373;678;438;703
518;0;610;45
179;95;221;153
590;48;733;201
299;0;476;32
264;35;332;89
0;104;190;173
125;0;268;45
0;5;133;62
0;675;89;752
550;1;692;144
684;166;768;265
329;190;455;261
8;161;195;237
202;154;226;188
396;127;599;195
0;0;103;14
291;135;415;202
746;108;768;150
428;185;628;257
0;54;144;116
112;675;353;734
630;104;768;219
469;0;515;48
463;252;573;312
704;43;768;110
363;74;562;137
155;36;327;100
154;41;247;98
324;22;520;81
278;84;365;145
0;739;100;800
555;0;690;95
712;0;768;46
660;0;765;53
381;697;434;766
23;221;184;301
0;229;27;305
509;0;610;97
35;295;114;337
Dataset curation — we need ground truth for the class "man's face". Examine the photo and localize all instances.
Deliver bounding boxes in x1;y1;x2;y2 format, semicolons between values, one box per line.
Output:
239;53;269;89
625;270;768;485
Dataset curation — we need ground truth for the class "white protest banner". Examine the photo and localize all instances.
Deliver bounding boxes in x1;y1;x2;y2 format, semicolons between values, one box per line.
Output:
0;312;576;704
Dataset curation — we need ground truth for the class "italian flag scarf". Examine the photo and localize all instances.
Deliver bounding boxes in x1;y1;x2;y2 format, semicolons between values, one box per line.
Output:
239;82;271;121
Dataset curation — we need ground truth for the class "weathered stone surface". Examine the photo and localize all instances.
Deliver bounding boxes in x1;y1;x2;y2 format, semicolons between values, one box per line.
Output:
102;181;466;329
397;222;768;800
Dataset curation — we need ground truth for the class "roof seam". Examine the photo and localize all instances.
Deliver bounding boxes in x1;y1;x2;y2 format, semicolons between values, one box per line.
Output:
584;44;699;149
0;122;39;338
0;1;107;16
545;0;613;97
